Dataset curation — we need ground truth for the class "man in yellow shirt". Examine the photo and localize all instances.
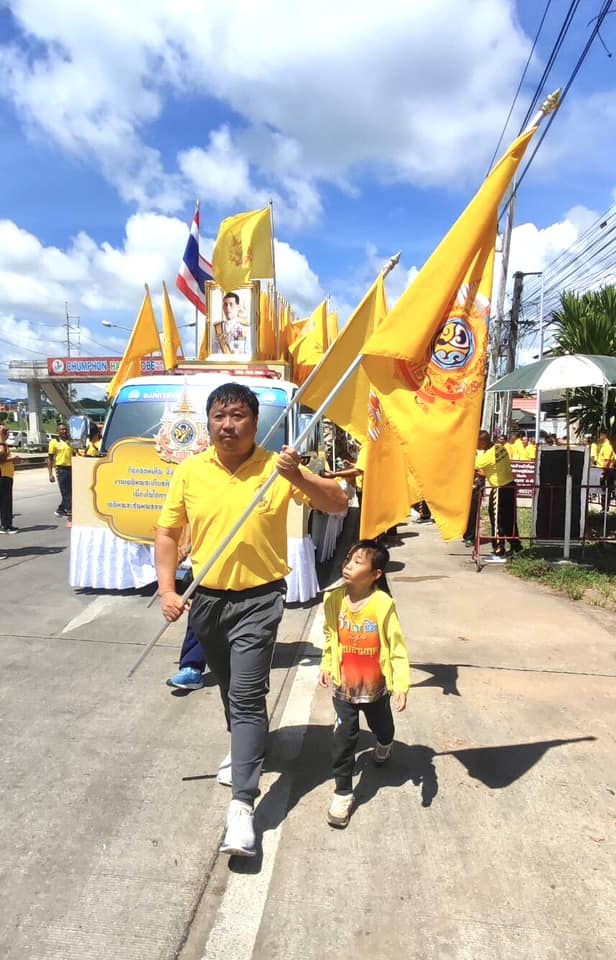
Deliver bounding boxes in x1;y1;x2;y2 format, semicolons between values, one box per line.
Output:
48;423;74;520
597;429;616;503
156;382;346;857
475;430;522;561
0;424;21;534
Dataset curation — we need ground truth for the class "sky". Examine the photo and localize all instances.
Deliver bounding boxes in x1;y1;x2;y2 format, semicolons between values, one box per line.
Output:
1;0;616;399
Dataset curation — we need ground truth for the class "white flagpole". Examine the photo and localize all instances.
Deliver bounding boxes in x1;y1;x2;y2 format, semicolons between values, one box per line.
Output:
269;200;280;359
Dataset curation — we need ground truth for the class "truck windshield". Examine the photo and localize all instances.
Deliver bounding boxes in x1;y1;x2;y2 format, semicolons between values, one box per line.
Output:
102;382;289;453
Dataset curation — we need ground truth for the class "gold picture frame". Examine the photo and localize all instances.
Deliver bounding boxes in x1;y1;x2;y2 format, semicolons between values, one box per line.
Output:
206;281;260;360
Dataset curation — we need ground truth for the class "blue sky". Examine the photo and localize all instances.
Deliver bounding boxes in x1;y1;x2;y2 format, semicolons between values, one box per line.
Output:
1;0;615;398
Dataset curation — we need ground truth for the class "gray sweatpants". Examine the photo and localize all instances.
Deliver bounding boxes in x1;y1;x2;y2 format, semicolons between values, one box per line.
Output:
188;580;286;804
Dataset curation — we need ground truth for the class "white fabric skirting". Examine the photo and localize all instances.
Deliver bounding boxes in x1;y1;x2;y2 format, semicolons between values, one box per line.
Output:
71;526;321;602
314;510;348;563
70;526;157;590
285;536;320;603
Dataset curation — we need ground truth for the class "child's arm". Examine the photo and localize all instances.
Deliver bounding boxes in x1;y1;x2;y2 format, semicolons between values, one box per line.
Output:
319;592;337;686
384;604;410;699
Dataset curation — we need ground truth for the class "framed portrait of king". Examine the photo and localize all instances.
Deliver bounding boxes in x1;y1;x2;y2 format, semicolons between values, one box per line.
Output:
206;281;259;360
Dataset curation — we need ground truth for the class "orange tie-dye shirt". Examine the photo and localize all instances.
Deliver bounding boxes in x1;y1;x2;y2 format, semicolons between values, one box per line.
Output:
334;593;387;704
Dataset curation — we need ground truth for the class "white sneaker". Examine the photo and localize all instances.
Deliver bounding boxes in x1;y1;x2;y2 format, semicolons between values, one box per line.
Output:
217;751;232;787
327;792;356;829
373;741;393;766
485;553;507;564
220;799;256;857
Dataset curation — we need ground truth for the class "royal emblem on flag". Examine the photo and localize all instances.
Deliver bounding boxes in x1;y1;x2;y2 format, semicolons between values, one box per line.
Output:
229;233;254;269
397;283;490;407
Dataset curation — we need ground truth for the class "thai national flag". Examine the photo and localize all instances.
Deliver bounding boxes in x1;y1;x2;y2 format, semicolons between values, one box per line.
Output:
176;204;214;314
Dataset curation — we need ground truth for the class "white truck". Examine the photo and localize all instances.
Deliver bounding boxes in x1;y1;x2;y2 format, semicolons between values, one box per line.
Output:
69;361;340;602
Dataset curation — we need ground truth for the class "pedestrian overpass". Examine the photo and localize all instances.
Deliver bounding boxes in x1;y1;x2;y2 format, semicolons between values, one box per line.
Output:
8;357;164;444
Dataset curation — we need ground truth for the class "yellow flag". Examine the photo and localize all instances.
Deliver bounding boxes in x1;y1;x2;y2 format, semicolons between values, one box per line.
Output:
259;287;276;360
301;276;387;442
212;207;273;292
107;286;162;399
326;311;339;346
278;300;291;360
197;328;209;361
362;128;537;539
161;281;184;370
287;299;328;367
359;392;417;539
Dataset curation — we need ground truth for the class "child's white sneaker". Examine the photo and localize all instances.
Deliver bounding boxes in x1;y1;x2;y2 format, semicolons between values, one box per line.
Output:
373;741;393;766
327;792;356;828
220;799;256;857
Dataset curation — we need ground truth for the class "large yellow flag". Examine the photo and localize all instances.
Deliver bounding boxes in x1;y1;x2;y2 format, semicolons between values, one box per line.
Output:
359;391;417;539
362;128;538;539
212;207;274;292
301;276;387;442
107;286;162;399
161;281;184;370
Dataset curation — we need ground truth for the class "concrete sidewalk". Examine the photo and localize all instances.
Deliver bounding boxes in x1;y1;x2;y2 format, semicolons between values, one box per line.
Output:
190;519;616;960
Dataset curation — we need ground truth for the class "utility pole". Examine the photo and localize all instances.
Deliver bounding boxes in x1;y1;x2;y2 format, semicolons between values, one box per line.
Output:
499;270;525;436
64;301;81;356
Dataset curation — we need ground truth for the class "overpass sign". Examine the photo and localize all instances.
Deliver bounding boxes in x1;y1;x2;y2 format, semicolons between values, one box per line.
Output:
47;357;165;378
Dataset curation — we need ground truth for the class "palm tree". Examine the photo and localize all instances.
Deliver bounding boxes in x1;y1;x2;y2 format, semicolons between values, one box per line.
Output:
549;286;616;438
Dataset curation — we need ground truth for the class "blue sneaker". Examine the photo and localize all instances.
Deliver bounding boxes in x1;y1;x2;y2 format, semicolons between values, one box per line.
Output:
166;667;204;690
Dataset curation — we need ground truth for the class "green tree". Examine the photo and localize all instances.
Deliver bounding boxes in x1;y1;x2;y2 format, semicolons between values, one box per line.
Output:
549;286;616;439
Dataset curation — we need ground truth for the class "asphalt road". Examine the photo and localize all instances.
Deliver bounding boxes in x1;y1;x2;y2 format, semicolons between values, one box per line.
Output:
1;472;614;960
0;468;324;960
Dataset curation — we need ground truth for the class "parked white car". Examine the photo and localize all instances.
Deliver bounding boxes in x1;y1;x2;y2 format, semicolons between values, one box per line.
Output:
7;430;28;448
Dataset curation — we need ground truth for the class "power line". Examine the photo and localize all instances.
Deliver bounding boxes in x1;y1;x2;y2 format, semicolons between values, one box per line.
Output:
485;0;553;174
515;0;614;193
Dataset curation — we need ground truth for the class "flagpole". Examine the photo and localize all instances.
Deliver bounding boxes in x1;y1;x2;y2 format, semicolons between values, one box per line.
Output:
258;251;401;450
195;199;201;358
269;200;280;359
128;351;366;678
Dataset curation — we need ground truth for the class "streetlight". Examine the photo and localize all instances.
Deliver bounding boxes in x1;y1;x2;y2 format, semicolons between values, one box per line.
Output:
101;320;196;331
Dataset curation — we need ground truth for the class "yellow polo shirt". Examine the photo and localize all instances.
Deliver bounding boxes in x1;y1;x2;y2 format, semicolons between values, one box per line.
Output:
475;444;514;487
0;444;15;479
597;439;615;468
158;446;310;590
523;442;536;460
49;438;73;467
85;440;101;457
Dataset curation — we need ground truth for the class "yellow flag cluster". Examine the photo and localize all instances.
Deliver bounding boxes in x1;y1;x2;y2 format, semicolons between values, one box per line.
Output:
212;207;274;293
295;125;540;540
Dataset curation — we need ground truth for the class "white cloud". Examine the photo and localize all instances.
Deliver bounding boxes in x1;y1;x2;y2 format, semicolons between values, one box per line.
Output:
0;0;533;224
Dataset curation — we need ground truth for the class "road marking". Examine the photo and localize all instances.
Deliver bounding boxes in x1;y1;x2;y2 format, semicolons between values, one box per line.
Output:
201;608;324;960
62;596;120;633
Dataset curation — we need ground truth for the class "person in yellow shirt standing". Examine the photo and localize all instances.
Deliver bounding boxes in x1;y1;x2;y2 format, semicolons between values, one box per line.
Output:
156;382;347;858
48;423;74;520
522;436;536;460
475;430;522;561
0;424;21;534
597;429;616;504
85;425;102;457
